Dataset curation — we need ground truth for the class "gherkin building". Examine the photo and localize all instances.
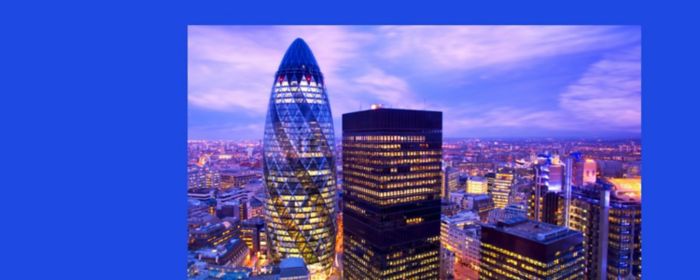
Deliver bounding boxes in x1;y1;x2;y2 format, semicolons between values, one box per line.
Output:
262;38;337;277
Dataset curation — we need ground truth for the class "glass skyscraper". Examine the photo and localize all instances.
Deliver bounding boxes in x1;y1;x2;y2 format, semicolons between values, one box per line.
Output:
262;38;337;278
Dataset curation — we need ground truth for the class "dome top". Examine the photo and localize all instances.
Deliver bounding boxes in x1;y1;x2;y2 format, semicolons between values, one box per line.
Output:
277;38;320;73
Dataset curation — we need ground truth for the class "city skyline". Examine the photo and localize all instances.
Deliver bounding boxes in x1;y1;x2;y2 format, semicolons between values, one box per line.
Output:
188;25;641;140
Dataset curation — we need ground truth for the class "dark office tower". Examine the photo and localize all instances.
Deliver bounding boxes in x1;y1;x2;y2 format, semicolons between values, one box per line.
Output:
342;108;442;280
262;38;337;277
480;217;585;280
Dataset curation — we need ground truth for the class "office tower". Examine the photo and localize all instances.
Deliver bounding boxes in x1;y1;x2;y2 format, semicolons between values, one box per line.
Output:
262;38;337;277
342;108;442;280
564;177;641;280
440;211;481;280
479;218;585;280
486;169;513;209
529;154;572;225
466;176;488;194
567;184;610;280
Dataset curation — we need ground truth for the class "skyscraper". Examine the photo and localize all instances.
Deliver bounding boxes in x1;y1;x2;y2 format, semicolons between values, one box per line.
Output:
342;107;442;280
565;178;642;280
262;38;337;277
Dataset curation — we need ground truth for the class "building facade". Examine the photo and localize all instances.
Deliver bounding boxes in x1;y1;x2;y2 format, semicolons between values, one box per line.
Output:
440;211;481;280
486;169;514;209
480;218;585;280
342;108;442;280
467;176;488;195
262;38;337;277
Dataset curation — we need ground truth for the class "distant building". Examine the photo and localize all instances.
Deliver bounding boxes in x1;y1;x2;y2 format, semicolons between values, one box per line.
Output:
189;220;239;251
343;108;442;280
217;188;248;204
487;203;527;224
486;169;513;209
188;168;221;189
442;166;460;201
249;257;310;280
570;153;597;187
464;194;495;222
195;238;249;267
466;176;487;195
241;217;267;255
479;218;585;279
279;257;310;280
220;170;258;189
188;188;218;202
440;211;481;280
248;197;265;218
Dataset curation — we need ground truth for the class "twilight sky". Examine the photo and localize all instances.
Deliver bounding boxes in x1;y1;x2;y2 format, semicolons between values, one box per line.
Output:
188;25;641;140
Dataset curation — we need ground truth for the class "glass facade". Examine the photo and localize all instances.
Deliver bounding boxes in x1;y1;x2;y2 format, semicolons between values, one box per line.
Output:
479;218;585;280
562;180;641;280
262;38;337;278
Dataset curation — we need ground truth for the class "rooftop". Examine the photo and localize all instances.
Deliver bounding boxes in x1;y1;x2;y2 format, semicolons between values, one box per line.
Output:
491;217;575;243
607;177;641;202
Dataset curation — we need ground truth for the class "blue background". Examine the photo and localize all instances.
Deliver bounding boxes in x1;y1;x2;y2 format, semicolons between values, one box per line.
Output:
2;1;696;279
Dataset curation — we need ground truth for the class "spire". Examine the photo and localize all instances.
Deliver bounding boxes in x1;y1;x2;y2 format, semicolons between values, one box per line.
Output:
277;38;320;73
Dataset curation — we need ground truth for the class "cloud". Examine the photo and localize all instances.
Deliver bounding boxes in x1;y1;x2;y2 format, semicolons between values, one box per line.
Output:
559;47;641;131
188;26;641;139
445;106;573;136
188;26;374;114
376;26;639;72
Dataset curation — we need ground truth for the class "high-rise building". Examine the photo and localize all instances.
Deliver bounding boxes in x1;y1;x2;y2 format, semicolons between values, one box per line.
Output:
262;38;337;277
606;180;642;280
466;176;488;195
342;108;442;280
566;184;610;280
564;178;641;280
486;169;513;209
529;154;573;226
479;217;585;279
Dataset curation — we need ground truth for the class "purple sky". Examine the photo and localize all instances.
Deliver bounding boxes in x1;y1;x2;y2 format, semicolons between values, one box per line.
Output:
188;26;641;140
